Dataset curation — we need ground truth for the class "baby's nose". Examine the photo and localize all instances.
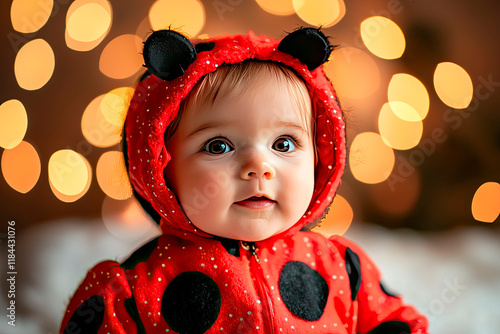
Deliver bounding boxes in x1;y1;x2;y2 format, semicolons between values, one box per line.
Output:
240;150;276;180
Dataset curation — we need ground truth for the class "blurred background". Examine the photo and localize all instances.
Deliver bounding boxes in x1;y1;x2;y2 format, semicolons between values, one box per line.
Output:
0;0;499;333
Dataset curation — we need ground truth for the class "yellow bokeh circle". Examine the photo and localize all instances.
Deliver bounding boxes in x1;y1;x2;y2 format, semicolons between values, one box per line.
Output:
67;3;111;42
434;62;473;109
255;0;295;16
65;0;112;51
100;87;135;127
81;95;122;148
48;149;91;197
0;99;28;149
388;73;429;121
360;16;406;60
349;132;395;184
14;39;55;91
378;102;423;150
149;0;205;37
292;0;345;28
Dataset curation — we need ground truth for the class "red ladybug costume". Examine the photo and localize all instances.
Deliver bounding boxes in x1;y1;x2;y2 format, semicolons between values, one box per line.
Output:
60;28;429;333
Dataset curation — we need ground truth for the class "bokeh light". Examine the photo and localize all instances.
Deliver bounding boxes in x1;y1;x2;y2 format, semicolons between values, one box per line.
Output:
1;141;41;194
255;0;295;16
81;94;122;148
378;102;423;150
96;151;133;200
350;132;395;184
100;87;134;127
325;47;380;100
471;182;500;223
314;195;353;236
11;0;53;33
360;16;405;60
48;150;91;198
0;99;28;149
102;196;159;240
99;34;143;79
14;38;55;90
292;0;345;28
65;0;112;51
434;62;473;109
149;0;205;37
388;73;429;121
49;163;92;203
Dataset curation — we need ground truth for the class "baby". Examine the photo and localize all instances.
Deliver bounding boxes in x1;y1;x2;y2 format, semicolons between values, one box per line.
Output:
60;28;429;333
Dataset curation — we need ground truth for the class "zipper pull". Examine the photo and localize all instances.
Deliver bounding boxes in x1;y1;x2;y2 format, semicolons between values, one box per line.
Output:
241;241;261;263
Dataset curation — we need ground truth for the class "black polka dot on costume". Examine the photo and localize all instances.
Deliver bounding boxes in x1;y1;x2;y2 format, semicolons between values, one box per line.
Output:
279;261;329;321
63;295;105;334
345;247;361;301
161;271;221;333
367;320;411;334
380;281;399;298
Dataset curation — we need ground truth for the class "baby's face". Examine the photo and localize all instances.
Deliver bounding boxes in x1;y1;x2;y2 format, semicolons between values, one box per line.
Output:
165;79;315;241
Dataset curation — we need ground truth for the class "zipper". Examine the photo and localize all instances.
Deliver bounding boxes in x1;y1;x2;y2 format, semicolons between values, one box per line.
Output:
241;241;260;263
241;241;277;333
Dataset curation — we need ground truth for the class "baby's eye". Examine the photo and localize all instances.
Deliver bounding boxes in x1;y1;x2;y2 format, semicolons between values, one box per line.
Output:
203;138;233;155
272;137;296;152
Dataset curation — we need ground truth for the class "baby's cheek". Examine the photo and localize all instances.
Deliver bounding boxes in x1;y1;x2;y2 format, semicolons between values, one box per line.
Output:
281;162;315;219
178;170;228;218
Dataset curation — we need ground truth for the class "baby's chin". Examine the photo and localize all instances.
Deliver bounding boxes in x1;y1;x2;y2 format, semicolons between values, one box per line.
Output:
222;221;292;242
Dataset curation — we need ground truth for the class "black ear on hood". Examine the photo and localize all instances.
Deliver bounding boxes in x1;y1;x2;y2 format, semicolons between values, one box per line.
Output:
143;29;197;81
278;27;333;71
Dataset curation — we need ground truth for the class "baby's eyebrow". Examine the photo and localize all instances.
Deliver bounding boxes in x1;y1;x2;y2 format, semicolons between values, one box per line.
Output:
274;121;309;134
186;122;223;138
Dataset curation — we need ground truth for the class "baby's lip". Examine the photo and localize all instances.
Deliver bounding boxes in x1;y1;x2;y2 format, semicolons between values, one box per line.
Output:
234;196;276;209
237;193;276;202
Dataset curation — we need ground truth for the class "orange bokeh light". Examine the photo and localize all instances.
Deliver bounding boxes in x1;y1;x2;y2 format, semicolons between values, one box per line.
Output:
314;195;353;236
96;151;133;200
11;0;53;33
81;94;122;148
325;47;381;100
99;34;143;79
472;182;500;223
349;132;395;184
1;141;41;194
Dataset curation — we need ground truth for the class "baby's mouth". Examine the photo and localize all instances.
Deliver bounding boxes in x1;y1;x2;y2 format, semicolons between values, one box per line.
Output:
234;196;276;209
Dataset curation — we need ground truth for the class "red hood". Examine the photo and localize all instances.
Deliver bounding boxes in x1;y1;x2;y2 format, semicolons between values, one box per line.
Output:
124;30;346;241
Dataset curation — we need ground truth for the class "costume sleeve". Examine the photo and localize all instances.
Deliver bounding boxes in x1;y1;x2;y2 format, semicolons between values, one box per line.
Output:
329;235;429;334
59;260;143;334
